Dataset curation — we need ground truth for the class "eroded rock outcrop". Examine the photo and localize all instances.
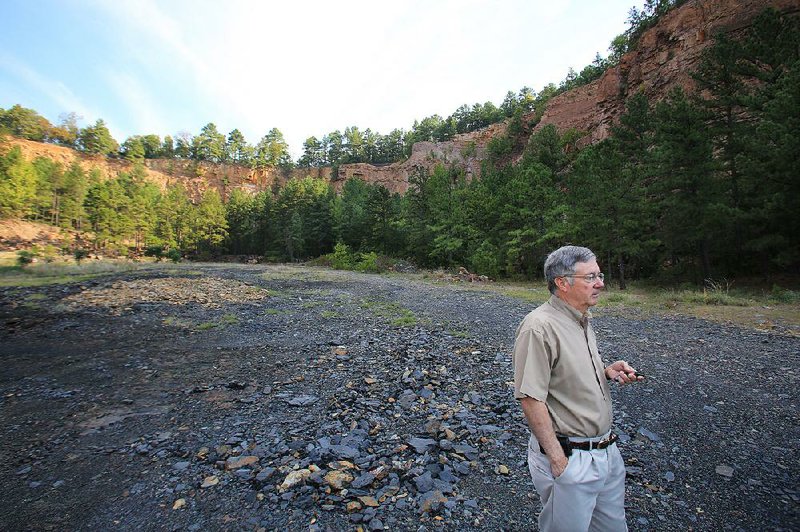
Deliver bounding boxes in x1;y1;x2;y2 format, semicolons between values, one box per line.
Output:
528;0;800;148
334;123;504;194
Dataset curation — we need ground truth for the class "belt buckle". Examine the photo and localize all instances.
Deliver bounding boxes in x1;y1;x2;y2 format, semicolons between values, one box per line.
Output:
595;434;611;450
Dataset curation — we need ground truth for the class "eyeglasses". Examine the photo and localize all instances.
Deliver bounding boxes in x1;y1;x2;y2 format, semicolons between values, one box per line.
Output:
561;273;605;283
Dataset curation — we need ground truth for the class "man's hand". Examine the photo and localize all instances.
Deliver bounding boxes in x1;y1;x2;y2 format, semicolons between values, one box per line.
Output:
605;360;644;384
550;455;569;478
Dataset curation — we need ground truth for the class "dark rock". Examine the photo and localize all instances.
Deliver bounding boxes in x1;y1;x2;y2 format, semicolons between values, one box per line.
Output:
283;394;319;406
414;471;434;493
408;437;437;454
255;467;276;483
352;472;376;489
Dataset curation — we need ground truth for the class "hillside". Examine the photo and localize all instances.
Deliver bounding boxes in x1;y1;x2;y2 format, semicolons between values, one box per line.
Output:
3;0;797;201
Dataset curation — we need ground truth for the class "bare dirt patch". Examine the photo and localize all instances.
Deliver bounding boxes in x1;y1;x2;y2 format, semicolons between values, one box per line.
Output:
0;219;64;250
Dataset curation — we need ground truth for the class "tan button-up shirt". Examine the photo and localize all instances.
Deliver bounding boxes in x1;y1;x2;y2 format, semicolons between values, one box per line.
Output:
513;295;612;437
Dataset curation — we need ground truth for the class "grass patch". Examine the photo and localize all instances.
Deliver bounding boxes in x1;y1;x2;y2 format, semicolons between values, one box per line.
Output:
196;314;239;331
264;308;287;315
474;276;798;332
391;309;418;327
446;328;471;338
0;258;139;287
654;289;751;308
163;316;194;328
321;310;341;319
360;298;419;327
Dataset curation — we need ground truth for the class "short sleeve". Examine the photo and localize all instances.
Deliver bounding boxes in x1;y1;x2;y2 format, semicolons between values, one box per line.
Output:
512;327;553;401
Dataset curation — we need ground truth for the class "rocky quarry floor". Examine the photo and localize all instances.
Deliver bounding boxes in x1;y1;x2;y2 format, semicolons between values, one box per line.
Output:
0;263;797;531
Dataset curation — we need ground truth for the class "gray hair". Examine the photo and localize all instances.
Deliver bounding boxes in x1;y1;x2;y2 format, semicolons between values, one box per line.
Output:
544;245;596;294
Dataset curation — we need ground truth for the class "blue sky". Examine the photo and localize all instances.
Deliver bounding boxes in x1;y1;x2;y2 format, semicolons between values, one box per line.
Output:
1;0;637;158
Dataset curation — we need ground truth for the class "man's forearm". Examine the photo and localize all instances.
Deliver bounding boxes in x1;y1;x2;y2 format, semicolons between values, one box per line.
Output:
520;397;568;473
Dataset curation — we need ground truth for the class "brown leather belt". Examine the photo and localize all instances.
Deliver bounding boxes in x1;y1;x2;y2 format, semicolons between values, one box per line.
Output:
568;432;618;451
540;433;618;455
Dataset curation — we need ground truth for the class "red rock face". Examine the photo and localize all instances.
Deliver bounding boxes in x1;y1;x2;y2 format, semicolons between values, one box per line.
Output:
529;0;799;147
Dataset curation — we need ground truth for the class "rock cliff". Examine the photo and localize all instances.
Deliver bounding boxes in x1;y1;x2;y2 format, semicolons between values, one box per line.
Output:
528;0;800;148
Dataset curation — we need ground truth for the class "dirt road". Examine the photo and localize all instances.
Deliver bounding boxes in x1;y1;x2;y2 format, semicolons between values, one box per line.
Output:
1;264;797;530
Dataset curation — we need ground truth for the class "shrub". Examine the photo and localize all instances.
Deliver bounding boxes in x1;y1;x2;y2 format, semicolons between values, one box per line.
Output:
144;245;165;261
356;252;380;273
73;249;90;263
770;285;799;303
17;249;37;266
40;244;59;263
166;248;182;263
331;242;355;270
469;241;500;279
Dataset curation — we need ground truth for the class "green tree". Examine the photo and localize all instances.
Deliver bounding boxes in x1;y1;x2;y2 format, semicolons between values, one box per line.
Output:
225;188;257;254
192;123;226;162
225;129;252;165
0;147;38;218
366;184;403;254
651;88;718;281
298;136;324;167
153;184;191;250
30;156;62;222
333;177;371;249
78;119;118;156
188;188;228;254
161;136;175;159
275;177;332;260
343;126;365;162
0;104;51;141
254;128;292;168
141;135;162;158
60;161;89;230
85;178;132;249
569;92;659;287
121;136;145;162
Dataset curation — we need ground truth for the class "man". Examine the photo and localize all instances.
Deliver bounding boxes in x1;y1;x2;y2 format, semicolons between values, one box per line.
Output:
513;245;642;532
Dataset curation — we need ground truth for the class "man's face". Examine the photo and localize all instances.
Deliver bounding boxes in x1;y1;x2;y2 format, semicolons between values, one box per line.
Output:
558;259;604;313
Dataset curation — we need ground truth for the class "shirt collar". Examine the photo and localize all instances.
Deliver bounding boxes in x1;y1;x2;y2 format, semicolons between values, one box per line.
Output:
548;294;592;324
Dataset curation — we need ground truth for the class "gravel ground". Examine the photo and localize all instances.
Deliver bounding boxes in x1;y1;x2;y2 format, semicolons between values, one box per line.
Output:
0;263;797;531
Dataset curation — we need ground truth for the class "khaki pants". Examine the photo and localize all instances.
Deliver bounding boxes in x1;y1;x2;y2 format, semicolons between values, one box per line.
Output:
527;434;629;532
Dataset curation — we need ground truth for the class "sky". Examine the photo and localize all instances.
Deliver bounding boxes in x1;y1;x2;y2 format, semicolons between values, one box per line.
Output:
0;0;638;159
